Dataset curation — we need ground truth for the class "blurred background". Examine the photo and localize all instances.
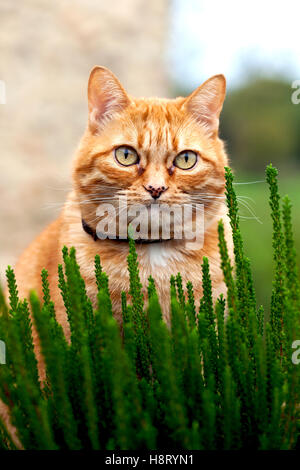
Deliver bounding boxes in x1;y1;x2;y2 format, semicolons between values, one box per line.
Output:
0;0;299;307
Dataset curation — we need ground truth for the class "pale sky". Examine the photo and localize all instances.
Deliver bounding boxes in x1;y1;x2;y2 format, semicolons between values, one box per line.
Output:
169;0;300;89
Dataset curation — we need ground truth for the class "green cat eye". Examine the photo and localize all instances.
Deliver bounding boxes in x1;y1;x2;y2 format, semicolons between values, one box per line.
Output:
174;150;197;170
115;146;139;166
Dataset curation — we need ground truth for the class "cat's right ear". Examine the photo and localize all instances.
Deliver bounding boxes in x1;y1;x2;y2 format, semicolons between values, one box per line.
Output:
182;74;226;137
88;66;130;133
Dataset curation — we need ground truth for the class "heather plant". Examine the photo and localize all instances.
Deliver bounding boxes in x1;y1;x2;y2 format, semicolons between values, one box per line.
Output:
0;165;299;450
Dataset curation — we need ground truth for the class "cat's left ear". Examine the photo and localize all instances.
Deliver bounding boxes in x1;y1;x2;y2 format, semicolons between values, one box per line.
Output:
183;74;226;136
88;66;130;132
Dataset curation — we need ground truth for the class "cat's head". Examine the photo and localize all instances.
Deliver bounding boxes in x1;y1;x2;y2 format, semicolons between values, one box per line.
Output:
73;66;228;242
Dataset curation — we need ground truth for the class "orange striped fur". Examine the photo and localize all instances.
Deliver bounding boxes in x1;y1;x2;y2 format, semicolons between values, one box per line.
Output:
14;66;233;339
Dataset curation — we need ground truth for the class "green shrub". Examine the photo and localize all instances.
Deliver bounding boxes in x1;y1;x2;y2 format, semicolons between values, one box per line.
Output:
0;165;299;450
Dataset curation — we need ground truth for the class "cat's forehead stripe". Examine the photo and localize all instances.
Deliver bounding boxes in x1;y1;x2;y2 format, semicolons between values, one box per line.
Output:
140;121;173;153
130;101;182;155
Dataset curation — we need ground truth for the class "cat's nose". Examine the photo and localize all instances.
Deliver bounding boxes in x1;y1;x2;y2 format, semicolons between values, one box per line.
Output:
144;184;168;200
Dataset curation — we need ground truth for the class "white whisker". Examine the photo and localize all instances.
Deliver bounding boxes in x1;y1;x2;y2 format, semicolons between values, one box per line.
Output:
233;180;265;185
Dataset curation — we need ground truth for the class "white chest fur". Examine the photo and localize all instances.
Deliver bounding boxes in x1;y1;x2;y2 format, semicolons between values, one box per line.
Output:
145;243;185;268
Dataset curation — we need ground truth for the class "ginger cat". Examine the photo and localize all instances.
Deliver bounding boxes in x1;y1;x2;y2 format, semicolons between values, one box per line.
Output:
14;66;232;340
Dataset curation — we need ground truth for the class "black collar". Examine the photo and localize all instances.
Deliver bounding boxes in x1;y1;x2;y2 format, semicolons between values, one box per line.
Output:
81;219;172;244
82;218;98;241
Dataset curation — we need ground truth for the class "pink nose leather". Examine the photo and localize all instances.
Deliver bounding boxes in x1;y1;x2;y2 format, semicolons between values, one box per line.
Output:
144;184;168;199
